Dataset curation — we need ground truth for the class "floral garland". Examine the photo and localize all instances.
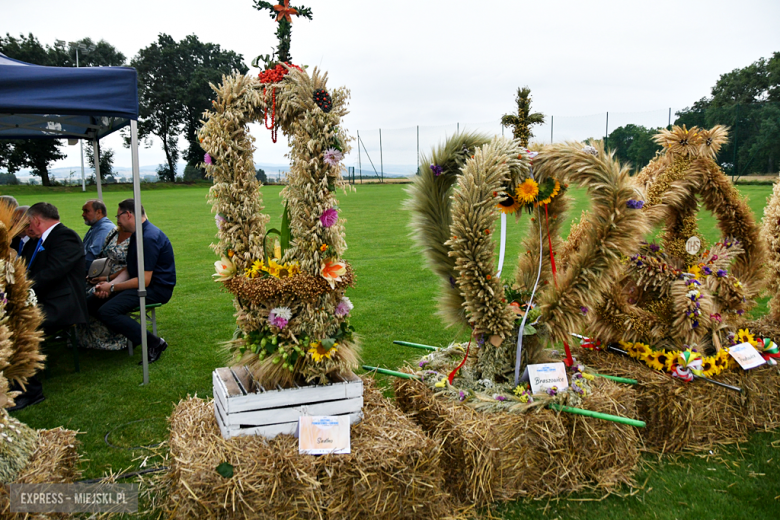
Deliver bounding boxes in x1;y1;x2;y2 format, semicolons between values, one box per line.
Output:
410;343;594;414
200;66;357;387
621;340;735;379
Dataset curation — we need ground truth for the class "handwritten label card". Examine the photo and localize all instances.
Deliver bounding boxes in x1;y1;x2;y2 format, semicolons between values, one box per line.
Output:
528;362;569;394
298;416;351;455
728;342;766;370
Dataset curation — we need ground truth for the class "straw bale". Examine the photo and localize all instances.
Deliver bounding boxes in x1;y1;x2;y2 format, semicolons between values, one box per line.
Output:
393;377;639;505
575;347;762;453
159;378;462;519
0;427;82;519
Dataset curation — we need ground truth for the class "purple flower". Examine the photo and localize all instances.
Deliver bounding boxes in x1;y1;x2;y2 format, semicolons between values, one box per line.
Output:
716;269;728;277
323;148;343;166
649;243;660;252
703;266;712;275
320;208;338;228
580;306;588;314
572;384;584;395
430;164;443;176
546;386;558;396
419;360;428;368
737;309;745;316
692;320;699;328
215;213;227;229
449;276;457;289
335;296;353;317
626;199;645;209
204;153;212;165
494;394;506;402
459;391;466;402
636;261;643;267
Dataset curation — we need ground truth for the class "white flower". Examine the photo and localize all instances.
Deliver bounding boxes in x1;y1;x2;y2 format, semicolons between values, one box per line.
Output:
213;256;236;282
25;288;37;308
270;306;292;321
582;145;599;156
335;297;353;317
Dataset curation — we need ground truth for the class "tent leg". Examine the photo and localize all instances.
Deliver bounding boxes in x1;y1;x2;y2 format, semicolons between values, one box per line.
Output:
94;139;103;202
80;139;86;192
131;120;149;385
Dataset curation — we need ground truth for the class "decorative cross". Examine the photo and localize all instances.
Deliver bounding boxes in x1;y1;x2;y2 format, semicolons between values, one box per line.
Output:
253;0;313;66
501;87;545;148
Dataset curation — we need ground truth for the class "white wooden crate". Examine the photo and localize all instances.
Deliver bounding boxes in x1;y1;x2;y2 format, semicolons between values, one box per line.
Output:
212;366;364;439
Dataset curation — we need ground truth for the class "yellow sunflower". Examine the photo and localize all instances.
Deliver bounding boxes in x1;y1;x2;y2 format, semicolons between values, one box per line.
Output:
308;341;338;362
701;357;718;377
736;328;757;347
645;350;671;371
688;264;702;279
516;178;539;204
244;259;265;278
655;351;675;372
496;193;521;214
536;180;561;206
713;351;730;373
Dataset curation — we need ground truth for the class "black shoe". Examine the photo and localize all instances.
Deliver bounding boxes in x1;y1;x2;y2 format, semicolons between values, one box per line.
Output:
138;338;167;365
7;393;45;412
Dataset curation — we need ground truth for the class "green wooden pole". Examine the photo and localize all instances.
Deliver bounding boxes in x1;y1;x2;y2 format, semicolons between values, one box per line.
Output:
592;373;637;385
363;365;645;427
548;403;646;428
362;365;419;380
393;340;438;351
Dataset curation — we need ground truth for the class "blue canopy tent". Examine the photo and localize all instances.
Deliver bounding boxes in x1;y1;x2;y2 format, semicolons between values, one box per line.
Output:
0;52;153;383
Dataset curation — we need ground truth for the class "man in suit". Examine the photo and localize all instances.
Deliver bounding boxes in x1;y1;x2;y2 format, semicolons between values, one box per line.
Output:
9;202;88;411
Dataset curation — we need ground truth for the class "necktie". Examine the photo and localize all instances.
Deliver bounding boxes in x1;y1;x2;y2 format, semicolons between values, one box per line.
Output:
28;238;44;268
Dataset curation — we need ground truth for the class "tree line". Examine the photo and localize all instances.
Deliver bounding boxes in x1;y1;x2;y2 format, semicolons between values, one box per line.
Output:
0;33;247;185
605;52;779;177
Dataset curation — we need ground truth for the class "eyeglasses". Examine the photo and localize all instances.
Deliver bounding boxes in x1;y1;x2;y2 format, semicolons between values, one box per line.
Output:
115;211;128;219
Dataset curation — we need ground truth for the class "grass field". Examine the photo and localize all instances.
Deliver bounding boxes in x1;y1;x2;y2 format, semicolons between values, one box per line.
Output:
3;181;779;518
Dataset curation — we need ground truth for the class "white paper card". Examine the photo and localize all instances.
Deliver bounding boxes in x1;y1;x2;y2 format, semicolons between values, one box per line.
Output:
528;362;569;394
728;342;766;370
298;416;351;455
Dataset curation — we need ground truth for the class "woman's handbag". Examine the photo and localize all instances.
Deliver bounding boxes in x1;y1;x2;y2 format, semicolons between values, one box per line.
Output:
88;257;113;279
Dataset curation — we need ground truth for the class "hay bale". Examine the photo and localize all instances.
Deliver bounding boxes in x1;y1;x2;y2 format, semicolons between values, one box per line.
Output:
393;377;639;505
575;347;765;453
0;427;82;519
159;378;460;519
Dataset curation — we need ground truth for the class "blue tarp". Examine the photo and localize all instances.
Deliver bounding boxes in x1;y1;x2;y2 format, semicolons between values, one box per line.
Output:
0;53;138;140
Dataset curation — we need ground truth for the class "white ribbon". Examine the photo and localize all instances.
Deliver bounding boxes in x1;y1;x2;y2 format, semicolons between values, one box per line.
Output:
496;213;507;278
514;204;544;386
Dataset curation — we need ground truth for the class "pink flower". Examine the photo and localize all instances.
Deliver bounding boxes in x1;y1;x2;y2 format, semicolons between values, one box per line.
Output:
269;307;292;329
204;153;212;165
335;297;353;317
323;148;343;166
320;208;338;228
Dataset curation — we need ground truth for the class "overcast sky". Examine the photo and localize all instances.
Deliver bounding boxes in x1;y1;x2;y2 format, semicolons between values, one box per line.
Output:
4;0;780;175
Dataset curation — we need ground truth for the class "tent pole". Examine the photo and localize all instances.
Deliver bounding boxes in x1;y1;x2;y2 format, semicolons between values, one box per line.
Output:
131;120;149;385
80;139;86;192
94;138;103;201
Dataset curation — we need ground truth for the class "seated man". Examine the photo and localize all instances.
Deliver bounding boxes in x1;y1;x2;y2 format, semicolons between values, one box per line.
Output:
10;202;88;410
82;199;114;273
90;199;176;364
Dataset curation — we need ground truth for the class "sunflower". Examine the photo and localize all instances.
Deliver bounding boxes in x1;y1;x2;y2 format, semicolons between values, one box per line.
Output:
263;259;298;279
516;178;539;204
645;350;672;371
655;351;675;372
496;192;521;214
736;328;757;347
688;264;702;279
701;357;718;377
244;259;265;278
626;341;652;360
713;351;729;373
536;179;561;206
308;341;338;362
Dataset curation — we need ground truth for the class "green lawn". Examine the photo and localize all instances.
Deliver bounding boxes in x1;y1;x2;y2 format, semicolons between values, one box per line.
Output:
2;181;779;518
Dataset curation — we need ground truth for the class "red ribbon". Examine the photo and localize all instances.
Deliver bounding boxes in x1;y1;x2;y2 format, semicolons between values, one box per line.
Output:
544;203;573;367
448;332;474;385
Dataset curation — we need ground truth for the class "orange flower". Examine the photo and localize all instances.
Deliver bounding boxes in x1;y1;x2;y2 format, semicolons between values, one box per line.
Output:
273;0;298;22
321;258;347;289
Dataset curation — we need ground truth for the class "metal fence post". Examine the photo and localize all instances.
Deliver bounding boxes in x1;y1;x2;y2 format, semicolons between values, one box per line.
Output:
357;130;362;184
379;128;384;183
416;125;420;175
605;112;609;147
551;115;554;143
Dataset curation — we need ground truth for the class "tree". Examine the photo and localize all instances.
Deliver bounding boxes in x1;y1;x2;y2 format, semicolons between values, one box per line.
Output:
675;52;780;176
84;142;115;180
0;33;125;185
183;163;205;182
256;167;267;183
132;34;248;181
500;87;545;148
605;124;662;173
